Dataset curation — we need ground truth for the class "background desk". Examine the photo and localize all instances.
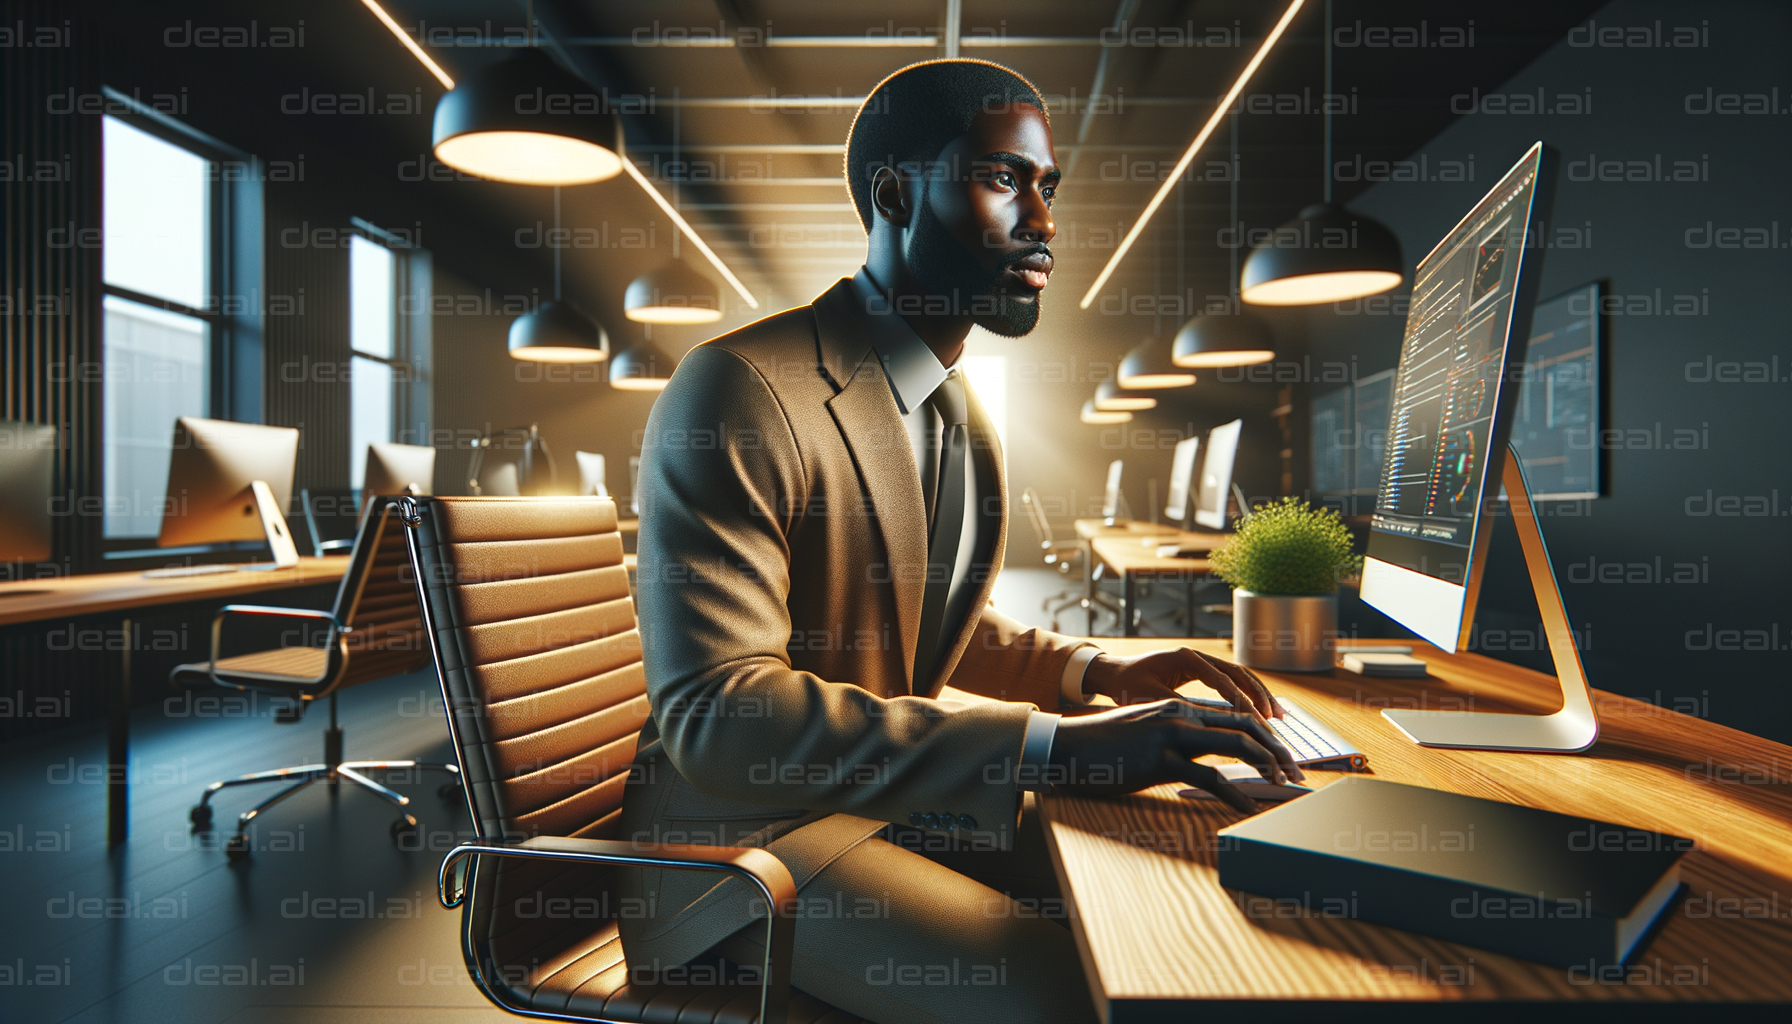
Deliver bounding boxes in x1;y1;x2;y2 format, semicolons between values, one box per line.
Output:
0;558;350;843
1043;637;1792;1017
1088;536;1214;638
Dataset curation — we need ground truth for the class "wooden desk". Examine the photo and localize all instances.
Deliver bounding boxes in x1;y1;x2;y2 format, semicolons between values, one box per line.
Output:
1088;536;1214;638
0;558;350;843
1042;637;1792;1017
1073;517;1229;551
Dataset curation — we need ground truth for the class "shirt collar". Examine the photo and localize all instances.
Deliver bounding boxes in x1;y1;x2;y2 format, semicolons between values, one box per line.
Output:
849;267;950;415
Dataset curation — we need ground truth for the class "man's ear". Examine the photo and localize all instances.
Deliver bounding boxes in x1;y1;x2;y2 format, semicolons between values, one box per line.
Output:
870;166;911;228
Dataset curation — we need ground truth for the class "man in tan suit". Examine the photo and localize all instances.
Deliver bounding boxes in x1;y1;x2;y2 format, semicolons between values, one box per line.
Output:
621;60;1301;1024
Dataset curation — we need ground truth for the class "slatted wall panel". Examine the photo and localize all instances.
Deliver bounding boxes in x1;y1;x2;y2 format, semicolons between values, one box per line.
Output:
262;185;351;493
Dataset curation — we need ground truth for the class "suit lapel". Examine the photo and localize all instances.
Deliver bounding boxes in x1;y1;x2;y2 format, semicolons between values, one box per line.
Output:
812;281;927;692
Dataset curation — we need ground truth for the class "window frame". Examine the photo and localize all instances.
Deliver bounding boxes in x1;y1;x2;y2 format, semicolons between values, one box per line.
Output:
346;219;427;488
97;88;263;561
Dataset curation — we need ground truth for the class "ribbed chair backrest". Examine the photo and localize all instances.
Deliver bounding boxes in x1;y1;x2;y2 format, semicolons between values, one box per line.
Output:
332;499;432;689
402;495;646;842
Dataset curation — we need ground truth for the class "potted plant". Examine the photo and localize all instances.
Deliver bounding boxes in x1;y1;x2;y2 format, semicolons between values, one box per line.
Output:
1208;497;1363;672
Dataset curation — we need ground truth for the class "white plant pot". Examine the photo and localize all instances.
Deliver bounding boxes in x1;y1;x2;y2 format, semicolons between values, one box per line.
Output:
1231;591;1338;672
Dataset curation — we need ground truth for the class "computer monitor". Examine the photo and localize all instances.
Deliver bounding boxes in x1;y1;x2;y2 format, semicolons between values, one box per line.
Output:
1100;459;1124;523
157;416;301;569
0;420;56;563
1193;419;1242;530
575;451;609;497
361;442;436;506
1359;142;1594;753
1163;437;1201;523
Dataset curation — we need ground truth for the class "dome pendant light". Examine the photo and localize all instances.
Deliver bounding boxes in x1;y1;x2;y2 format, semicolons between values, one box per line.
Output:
1094;378;1156;412
431;2;623;186
509;187;608;363
1240;0;1402;306
1118;337;1196;389
609;328;676;391
1080;400;1132;425
624;261;723;324
1175;108;1276;368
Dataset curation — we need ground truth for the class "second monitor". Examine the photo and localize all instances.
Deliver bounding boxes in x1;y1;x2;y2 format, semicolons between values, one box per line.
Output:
361;442;436;506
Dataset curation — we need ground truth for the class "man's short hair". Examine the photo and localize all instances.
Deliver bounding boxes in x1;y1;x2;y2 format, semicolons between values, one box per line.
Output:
844;59;1048;231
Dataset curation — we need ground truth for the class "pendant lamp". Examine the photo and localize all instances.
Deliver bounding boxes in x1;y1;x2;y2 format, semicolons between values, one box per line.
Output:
1175;108;1277;367
1240;0;1402;306
1118;337;1197;389
624;261;723;324
1094;378;1155;412
1080;400;1132;425
431;6;623;186
609;334;676;391
509;188;608;362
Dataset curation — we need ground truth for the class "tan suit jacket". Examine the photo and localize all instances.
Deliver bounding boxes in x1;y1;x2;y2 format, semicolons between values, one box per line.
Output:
617;277;1090;966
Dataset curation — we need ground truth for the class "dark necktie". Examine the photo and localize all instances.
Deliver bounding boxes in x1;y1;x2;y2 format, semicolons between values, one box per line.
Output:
913;371;968;690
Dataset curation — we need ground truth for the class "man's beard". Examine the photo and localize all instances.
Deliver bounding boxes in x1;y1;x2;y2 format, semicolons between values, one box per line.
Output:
906;186;1045;338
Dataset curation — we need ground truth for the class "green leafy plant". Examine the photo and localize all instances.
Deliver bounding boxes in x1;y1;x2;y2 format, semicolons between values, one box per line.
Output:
1209;497;1363;596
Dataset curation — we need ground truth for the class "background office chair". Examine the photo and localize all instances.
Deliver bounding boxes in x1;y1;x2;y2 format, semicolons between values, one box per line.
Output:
299;486;359;555
173;498;459;859
399;494;864;1024
1020;486;1121;634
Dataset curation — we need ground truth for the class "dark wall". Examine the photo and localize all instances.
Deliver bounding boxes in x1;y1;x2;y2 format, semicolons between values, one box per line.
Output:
1296;0;1792;742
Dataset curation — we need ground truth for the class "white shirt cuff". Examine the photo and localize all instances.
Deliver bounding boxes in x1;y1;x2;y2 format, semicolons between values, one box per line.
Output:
1060;645;1102;706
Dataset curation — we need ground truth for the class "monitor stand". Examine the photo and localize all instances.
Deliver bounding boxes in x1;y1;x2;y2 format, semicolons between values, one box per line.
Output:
242;479;301;571
1380;444;1599;753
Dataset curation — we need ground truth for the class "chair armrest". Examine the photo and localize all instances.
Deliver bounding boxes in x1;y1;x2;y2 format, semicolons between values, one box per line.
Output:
439;836;798;1024
209;604;346;694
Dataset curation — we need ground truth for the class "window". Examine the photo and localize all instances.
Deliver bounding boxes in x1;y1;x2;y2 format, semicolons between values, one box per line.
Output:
101;115;213;538
349;234;397;492
961;354;1008;449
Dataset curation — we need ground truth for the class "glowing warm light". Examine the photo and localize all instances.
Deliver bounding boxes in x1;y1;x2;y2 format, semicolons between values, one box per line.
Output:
1240;269;1403;306
360;0;455;90
1094;393;1156;412
623;304;725;325
1081;402;1132;424
1172;349;1276;368
1118;371;1196;389
434;131;623;186
509;346;608;363
1079;0;1307;309
609;376;670;392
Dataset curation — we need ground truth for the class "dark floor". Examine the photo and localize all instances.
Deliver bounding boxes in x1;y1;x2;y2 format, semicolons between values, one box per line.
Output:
0;668;513;1024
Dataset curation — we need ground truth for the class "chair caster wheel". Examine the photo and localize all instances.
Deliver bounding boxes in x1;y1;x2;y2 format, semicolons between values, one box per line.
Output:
189;804;213;830
390;816;419;845
225;833;251;862
437;781;462;800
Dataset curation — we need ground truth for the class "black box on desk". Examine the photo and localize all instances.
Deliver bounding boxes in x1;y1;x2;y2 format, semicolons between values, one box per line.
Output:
1217;777;1687;970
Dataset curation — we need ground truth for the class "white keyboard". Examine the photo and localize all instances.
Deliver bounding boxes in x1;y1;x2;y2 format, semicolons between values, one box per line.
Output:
1182;694;1367;771
143;564;240;578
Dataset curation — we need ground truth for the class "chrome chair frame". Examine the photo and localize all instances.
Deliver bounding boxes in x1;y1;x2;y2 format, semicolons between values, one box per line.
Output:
179;498;458;859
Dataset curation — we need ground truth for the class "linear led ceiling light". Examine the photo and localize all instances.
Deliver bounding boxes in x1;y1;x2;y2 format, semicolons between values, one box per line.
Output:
360;0;455;89
1078;0;1306;309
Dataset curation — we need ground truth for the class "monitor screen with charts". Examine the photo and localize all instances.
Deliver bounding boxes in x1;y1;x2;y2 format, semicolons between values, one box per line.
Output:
1194;419;1242;530
1164;437;1201;522
1362;142;1558;650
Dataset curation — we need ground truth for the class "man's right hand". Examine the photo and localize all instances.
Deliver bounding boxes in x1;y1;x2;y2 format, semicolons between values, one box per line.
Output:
1048;699;1305;814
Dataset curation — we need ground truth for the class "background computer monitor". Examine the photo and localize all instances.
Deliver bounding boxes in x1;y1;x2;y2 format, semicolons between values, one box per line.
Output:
158;416;300;563
0;420;56;562
1163;436;1201;523
361;442;435;505
1101;459;1124;521
1193;419;1242;530
1360;142;1557;652
575;451;609;497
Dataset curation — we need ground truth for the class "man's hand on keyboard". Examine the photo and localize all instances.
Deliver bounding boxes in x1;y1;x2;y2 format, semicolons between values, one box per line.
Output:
1082;647;1285;720
1050;699;1306;813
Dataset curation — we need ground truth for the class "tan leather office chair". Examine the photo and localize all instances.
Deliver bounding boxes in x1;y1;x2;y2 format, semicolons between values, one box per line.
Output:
398;495;863;1024
173;498;459;859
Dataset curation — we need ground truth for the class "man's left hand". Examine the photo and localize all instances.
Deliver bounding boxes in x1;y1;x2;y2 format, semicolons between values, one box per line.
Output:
1080;648;1284;720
